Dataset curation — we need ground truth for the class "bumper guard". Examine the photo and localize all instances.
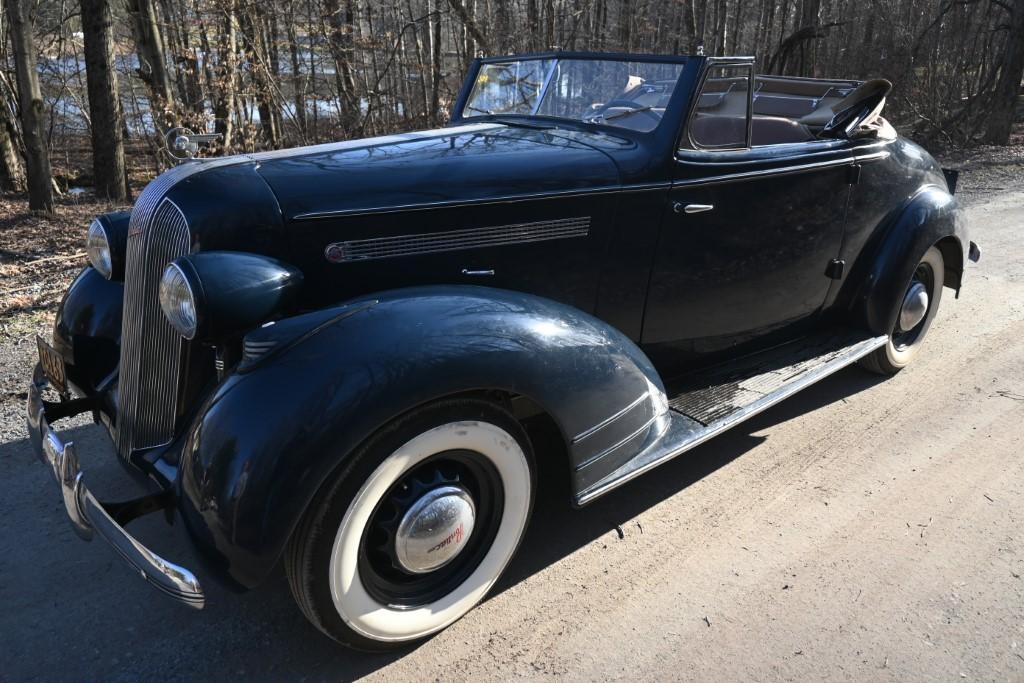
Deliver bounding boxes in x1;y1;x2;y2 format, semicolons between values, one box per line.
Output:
26;364;205;608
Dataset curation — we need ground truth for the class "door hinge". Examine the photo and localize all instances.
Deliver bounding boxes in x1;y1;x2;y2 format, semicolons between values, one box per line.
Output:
825;259;846;280
847;164;862;185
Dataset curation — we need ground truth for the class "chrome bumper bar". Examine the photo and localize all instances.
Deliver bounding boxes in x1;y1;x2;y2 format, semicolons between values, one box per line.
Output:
26;365;205;608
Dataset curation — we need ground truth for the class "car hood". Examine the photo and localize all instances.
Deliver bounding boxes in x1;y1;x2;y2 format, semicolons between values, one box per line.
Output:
251;122;625;221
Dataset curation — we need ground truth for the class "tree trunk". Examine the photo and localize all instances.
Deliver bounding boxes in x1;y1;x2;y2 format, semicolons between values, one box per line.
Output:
0;75;26;192
448;0;490;56
4;0;54;213
80;0;129;201
286;13;307;136
983;0;1024;144
213;0;238;151
240;7;278;147
324;0;361;130
429;0;442;123
126;0;176;129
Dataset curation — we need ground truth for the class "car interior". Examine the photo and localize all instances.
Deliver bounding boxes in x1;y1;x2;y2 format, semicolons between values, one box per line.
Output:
688;73;893;148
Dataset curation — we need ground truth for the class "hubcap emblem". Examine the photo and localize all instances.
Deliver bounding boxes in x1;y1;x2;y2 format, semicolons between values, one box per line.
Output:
899;282;929;332
394;486;476;574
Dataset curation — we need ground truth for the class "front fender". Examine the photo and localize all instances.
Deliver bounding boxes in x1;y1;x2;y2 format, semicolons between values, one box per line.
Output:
850;185;968;335
53;266;123;392
178;286;667;589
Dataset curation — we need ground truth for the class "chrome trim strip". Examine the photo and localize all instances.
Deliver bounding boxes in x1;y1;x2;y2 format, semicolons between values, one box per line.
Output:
572;391;649;444
673;155;854;188
293;183;672;221
325;216;590;262
853;150;891;163
575;411;661;472
575;334;889;505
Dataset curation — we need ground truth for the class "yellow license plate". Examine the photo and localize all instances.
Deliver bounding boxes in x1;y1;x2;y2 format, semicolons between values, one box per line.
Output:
37;336;67;395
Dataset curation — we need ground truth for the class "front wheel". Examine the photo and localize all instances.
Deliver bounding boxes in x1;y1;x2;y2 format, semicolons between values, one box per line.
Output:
285;398;535;650
860;245;944;375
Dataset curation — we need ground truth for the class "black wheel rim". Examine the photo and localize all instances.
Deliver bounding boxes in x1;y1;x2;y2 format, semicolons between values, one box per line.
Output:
892;261;935;351
357;450;505;608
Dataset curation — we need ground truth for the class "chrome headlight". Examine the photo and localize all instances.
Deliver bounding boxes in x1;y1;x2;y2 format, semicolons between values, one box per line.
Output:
158;252;303;342
159;263;199;339
86;220;112;278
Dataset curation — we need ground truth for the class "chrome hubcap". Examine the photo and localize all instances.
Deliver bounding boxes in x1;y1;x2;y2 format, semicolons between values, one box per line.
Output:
394;486;476;574
898;282;929;332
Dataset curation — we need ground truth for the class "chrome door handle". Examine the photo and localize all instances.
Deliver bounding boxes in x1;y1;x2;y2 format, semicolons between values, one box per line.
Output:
461;268;495;277
673;202;714;214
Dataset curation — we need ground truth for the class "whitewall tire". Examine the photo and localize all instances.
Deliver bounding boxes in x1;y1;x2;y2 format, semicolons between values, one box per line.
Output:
861;245;944;375
285;399;535;650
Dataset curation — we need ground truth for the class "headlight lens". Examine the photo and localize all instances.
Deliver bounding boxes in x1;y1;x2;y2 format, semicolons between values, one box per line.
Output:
159;263;198;339
86;220;112;278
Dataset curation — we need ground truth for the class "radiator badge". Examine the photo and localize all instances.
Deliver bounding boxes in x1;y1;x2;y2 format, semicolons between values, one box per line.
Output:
324;243;346;263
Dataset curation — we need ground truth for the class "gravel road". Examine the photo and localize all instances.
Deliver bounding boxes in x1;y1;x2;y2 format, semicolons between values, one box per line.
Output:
2;181;1022;681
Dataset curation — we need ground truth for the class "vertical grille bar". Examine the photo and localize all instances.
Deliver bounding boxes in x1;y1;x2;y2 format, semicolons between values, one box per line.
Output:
116;199;190;455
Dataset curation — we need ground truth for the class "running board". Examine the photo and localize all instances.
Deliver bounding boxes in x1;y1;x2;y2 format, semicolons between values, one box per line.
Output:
575;329;887;505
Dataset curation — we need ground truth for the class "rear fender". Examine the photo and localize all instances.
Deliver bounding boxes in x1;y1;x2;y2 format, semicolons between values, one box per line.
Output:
847;185;968;335
178;286;667;589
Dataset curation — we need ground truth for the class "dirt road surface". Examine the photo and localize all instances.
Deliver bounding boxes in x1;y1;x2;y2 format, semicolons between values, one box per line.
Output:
2;182;1022;681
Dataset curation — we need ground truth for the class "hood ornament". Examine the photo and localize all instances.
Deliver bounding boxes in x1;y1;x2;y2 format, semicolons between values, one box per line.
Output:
164;127;224;164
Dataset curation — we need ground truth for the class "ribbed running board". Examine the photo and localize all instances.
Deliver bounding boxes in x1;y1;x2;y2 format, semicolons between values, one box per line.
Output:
575;328;887;505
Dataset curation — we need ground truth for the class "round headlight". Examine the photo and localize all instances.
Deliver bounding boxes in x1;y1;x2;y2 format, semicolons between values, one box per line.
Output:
159;263;198;339
86;220;112;278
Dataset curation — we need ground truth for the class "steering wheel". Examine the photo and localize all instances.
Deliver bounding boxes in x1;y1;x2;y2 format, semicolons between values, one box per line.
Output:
586;99;661;124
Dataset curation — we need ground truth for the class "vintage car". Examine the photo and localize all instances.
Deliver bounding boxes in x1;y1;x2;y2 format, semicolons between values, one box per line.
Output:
27;52;979;649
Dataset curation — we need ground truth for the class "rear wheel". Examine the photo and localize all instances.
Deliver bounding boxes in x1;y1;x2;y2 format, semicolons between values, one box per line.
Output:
285;398;535;650
860;245;944;375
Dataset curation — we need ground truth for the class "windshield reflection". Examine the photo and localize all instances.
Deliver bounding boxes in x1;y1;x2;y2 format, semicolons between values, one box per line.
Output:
462;57;685;133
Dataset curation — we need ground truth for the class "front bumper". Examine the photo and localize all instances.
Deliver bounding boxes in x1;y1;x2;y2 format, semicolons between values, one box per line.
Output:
26;364;205;608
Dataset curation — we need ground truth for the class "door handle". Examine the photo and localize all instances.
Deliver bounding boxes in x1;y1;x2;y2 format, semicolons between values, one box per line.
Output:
673;202;714;214
461;268;495;277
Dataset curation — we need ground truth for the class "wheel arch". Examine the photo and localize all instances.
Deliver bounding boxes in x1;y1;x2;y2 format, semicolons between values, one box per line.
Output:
177;286;666;589
846;184;969;336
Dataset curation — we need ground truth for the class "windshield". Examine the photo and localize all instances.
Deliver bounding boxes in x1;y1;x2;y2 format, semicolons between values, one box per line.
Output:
462;57;686;133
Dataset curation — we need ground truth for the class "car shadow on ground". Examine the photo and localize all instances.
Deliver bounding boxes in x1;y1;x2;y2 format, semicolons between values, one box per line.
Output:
0;365;885;680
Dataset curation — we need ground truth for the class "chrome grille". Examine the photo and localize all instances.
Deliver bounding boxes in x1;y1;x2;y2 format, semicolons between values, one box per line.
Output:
116;199;190;455
115;156;249;458
324;216;591;263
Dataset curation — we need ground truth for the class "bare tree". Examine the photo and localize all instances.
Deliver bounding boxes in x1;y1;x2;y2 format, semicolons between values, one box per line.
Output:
983;0;1024;144
126;0;176;128
80;0;129;200
2;0;1021;201
4;0;54;212
0;73;26;191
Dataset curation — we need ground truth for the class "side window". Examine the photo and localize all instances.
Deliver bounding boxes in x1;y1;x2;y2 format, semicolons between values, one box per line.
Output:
687;65;752;150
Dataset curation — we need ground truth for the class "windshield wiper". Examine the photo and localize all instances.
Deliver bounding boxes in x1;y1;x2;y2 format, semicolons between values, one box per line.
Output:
465;105;494;115
602;105;654;121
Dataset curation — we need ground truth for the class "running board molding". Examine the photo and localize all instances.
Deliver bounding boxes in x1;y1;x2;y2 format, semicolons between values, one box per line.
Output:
575;330;888;505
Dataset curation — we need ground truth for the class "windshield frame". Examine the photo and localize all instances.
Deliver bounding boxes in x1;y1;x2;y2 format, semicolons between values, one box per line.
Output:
450;51;691;137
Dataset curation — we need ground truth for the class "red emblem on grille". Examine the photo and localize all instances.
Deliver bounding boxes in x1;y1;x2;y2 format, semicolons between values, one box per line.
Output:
324;243;346;263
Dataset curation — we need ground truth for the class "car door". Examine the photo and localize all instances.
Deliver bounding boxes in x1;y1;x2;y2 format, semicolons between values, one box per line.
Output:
642;61;854;369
